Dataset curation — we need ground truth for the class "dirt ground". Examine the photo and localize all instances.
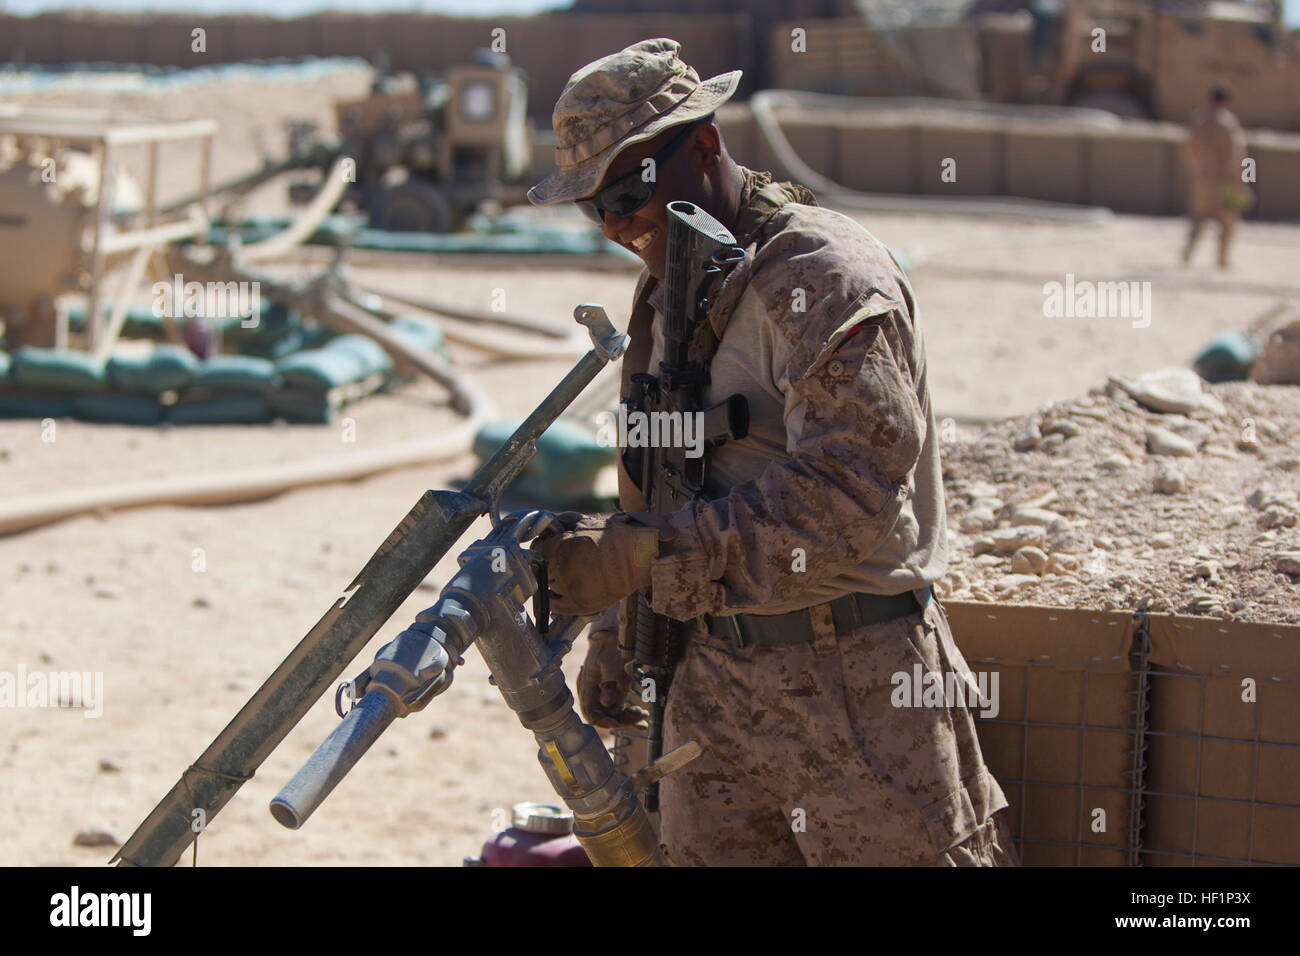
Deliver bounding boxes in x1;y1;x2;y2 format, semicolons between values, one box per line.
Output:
3;67;1299;866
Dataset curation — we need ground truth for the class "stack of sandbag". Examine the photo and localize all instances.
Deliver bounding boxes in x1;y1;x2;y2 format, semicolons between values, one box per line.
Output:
170;354;281;425
270;333;394;424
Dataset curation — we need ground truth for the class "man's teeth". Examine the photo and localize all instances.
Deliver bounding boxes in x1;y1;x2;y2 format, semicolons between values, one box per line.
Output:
627;228;657;253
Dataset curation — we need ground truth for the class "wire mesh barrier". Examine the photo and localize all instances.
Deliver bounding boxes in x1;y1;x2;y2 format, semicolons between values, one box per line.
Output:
945;601;1300;867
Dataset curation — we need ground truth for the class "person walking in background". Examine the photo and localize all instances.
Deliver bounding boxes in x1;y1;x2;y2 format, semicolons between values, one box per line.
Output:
1182;84;1250;270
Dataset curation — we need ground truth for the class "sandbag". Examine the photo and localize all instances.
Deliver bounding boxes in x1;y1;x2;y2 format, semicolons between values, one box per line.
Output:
277;347;369;391
71;393;165;425
191;355;283;393
11;347;110;393
108;345;199;393
325;334;393;377
267;388;339;424
1193;331;1258;384
387;315;445;355
66;304;167;340
170;393;273;425
474;416;612;494
0;394;72;419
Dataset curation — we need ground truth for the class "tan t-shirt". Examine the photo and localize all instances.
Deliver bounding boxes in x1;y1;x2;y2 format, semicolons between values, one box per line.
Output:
638;195;948;620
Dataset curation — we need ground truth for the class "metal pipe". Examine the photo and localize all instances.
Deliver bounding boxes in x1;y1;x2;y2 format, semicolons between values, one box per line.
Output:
270;690;399;830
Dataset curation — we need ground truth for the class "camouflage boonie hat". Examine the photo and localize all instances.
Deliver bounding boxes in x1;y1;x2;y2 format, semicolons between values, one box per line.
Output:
527;38;741;206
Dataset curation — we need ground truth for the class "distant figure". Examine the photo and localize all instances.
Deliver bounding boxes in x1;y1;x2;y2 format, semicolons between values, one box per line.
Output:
1182;84;1250;269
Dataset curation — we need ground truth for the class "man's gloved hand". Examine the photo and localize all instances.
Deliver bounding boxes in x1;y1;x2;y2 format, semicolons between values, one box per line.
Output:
577;629;648;729
532;512;672;616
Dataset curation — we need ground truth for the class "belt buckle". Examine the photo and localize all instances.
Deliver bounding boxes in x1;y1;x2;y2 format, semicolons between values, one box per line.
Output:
706;613;748;649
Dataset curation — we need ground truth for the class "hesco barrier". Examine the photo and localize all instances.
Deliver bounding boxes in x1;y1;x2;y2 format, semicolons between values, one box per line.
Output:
944;601;1300;866
714;102;1300;221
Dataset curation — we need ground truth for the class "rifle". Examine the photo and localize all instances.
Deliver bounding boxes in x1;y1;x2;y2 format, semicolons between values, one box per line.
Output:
622;201;748;811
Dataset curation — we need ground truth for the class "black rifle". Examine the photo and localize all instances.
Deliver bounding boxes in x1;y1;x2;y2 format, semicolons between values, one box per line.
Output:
622;201;748;810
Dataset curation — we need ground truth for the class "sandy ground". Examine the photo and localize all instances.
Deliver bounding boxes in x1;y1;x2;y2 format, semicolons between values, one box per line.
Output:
3;67;1300;866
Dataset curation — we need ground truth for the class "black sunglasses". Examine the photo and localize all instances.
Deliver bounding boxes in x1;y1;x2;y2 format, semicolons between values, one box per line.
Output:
574;116;711;225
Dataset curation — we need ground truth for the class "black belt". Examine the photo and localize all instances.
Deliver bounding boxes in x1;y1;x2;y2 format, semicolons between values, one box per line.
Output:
704;587;932;649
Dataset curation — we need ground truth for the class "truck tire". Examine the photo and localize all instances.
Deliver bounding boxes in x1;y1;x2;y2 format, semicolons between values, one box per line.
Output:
368;180;453;233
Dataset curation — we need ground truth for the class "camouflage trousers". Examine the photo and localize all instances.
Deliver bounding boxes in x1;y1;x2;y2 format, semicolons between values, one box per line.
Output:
658;597;1019;866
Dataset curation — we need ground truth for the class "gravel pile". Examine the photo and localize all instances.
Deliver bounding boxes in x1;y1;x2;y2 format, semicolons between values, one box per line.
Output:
938;369;1300;624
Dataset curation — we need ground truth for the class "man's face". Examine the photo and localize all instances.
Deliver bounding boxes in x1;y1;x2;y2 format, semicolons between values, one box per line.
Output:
583;122;716;279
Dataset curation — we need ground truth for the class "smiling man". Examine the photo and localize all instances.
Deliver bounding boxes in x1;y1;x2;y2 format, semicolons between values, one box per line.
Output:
528;38;1017;867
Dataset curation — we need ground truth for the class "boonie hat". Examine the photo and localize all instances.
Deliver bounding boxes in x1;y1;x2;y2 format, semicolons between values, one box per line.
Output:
528;38;741;206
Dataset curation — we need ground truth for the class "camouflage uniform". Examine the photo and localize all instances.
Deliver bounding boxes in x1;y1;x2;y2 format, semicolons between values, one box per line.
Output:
609;168;1017;865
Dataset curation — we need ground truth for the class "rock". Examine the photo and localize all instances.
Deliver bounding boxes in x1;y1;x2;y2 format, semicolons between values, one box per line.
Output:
98;760;120;773
1040;433;1066;454
1163;416;1212;443
974;554;1005;567
1192;595;1224;614
1010;546;1049;575
93;584;122;599
1193;559;1221;581
1048;529;1094;554
1013;420;1042;452
994;574;1041;592
1095;536;1116;550
991;526;1046;552
945;570;970;592
1277;553;1300;577
1277;456;1300;472
1259;506;1298;530
1043;419;1082;438
1146;427;1198;458
1203;445;1237;459
192;596;210;609
1045;553;1081;575
1227;599;1248;613
1010;505;1070;531
1154;465;1188;495
1237;435;1262;453
73;829;119;848
972;537;996;556
1152;532;1175;549
429;727;448;740
1114;367;1214;414
1099;453;1131;471
959;509;997;533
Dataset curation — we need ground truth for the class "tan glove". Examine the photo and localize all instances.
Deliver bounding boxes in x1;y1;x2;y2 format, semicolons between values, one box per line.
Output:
577;629;648;730
533;512;670;617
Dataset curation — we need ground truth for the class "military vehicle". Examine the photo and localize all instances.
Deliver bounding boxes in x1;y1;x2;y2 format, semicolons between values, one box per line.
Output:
974;0;1300;127
287;52;532;233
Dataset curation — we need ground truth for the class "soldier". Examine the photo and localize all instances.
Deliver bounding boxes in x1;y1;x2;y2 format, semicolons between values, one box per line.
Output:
1182;84;1250;270
529;38;1018;866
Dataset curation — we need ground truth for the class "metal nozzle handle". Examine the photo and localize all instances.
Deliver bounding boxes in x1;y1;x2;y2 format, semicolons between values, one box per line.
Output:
269;690;399;830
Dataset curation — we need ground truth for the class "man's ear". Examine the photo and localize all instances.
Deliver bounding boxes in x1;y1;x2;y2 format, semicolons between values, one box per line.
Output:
691;123;723;170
